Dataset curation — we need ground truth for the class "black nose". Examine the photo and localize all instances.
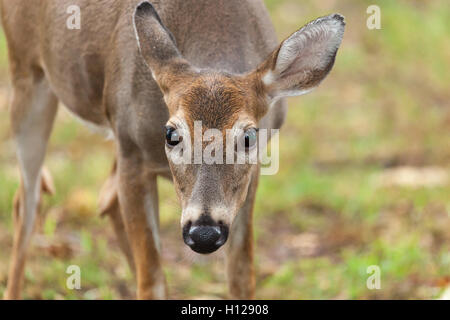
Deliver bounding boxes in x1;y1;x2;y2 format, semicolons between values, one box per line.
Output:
183;216;229;254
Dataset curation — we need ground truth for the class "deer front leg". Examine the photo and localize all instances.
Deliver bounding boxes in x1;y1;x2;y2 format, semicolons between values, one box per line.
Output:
117;156;166;299
5;76;58;300
98;160;135;274
226;171;259;300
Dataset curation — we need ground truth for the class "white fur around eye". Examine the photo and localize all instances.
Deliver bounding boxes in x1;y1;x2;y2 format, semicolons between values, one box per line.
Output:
165;118;191;166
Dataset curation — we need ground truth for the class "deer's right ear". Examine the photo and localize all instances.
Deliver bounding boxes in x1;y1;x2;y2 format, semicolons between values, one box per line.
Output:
133;2;190;91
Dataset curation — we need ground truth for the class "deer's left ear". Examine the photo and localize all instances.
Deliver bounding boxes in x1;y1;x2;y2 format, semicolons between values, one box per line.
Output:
254;14;345;105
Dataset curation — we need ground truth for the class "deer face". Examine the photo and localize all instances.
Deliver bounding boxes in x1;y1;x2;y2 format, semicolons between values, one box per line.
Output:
162;73;262;254
134;2;345;254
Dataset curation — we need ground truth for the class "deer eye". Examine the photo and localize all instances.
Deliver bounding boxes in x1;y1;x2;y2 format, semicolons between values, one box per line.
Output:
244;128;258;150
165;126;182;147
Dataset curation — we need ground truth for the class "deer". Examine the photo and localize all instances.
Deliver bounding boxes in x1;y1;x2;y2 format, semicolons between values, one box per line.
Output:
0;0;345;300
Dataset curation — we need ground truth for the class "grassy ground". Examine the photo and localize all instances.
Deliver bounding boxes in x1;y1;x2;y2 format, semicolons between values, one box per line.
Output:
0;0;449;299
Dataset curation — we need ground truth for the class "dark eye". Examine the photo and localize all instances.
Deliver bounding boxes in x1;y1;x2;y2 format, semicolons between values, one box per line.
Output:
165;126;182;147
244;128;258;150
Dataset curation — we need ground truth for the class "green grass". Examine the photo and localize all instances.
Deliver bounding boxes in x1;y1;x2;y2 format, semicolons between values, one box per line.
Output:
0;0;449;299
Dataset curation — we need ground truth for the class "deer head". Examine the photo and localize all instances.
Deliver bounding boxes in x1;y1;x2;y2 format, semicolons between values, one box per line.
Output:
134;2;345;254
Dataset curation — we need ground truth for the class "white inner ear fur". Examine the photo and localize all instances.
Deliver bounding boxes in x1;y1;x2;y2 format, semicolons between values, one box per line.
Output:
263;14;345;100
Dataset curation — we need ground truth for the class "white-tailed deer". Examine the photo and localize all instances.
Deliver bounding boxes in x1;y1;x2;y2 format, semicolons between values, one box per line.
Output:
0;0;344;299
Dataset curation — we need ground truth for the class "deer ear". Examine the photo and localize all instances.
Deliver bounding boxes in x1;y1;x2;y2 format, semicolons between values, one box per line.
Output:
133;1;190;90
255;14;345;105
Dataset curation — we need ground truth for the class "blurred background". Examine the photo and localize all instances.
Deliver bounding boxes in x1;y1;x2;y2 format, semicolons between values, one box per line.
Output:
0;0;449;299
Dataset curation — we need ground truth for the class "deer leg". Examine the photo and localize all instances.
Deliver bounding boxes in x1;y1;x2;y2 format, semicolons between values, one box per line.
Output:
5;75;58;300
116;156;166;299
98;160;135;274
226;170;259;300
